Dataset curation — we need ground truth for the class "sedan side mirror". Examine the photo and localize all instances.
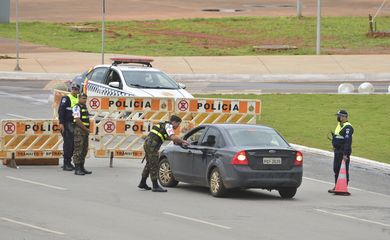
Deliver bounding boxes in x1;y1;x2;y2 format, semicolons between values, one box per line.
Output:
178;83;186;89
109;82;120;88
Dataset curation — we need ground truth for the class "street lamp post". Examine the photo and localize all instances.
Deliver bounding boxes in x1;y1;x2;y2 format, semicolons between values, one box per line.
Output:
297;0;302;18
101;0;106;64
316;0;321;55
15;0;22;71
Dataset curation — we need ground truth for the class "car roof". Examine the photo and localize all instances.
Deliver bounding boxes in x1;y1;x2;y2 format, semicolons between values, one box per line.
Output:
93;64;161;72
201;124;274;131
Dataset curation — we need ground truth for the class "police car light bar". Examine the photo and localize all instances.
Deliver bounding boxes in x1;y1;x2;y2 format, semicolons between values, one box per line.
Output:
110;57;154;67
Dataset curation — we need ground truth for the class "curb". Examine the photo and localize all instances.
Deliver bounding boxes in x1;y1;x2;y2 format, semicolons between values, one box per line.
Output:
290;143;390;172
1;71;390;83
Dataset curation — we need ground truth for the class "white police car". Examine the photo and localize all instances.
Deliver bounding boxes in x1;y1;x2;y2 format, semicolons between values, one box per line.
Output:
81;58;193;99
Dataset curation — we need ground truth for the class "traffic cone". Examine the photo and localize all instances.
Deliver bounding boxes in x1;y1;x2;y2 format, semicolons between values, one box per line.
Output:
334;159;350;196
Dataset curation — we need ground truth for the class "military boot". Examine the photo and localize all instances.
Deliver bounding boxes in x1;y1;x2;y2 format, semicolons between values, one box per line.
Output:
74;164;85;176
81;163;92;174
152;179;167;192
138;177;151;190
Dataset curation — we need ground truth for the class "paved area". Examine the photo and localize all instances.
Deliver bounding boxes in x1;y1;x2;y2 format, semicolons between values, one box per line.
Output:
7;0;390;22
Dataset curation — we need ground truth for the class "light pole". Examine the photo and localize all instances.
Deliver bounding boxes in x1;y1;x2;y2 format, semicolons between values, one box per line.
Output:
15;0;22;71
316;0;321;55
297;0;302;18
101;0;106;64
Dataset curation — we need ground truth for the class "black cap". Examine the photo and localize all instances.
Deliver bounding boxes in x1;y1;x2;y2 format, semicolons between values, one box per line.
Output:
71;83;80;89
170;115;182;123
336;109;348;116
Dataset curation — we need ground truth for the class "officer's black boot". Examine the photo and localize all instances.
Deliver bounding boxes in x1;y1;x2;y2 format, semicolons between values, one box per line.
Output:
81;163;92;174
138;177;151;190
63;159;74;171
74;164;85;176
152;179;167;192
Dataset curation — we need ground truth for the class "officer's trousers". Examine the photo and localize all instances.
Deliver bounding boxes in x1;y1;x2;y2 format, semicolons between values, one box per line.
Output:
142;139;160;181
73;126;89;165
61;122;74;162
333;152;350;184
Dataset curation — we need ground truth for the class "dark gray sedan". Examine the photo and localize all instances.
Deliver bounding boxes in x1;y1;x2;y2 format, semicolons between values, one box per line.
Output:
158;124;303;198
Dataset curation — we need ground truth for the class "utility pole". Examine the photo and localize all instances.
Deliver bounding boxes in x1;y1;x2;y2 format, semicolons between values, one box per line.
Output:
15;0;22;71
101;0;106;64
297;0;302;18
316;0;321;55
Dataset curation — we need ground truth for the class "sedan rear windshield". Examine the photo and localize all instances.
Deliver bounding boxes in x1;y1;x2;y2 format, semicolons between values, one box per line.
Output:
122;71;179;89
227;128;290;148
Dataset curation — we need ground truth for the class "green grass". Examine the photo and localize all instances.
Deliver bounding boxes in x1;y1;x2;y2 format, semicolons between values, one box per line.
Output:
195;94;390;164
1;17;390;55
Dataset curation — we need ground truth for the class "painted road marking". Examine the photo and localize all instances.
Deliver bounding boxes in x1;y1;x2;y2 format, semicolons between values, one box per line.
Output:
314;209;390;228
1;217;65;235
6;176;67;191
0;91;48;103
163;212;231;230
303;177;390;198
6;113;30;119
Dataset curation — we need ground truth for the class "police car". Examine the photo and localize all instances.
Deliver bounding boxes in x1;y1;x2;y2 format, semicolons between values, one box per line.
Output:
79;58;193;99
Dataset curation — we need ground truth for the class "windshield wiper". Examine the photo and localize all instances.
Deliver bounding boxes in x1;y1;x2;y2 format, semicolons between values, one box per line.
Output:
129;84;153;88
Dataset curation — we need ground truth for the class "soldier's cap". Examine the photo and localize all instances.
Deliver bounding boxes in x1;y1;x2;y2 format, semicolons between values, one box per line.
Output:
336;109;348;117
79;93;88;98
170;115;182;123
71;83;80;89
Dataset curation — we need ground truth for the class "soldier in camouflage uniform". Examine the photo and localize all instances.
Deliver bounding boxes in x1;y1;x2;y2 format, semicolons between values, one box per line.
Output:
72;93;92;176
138;115;189;192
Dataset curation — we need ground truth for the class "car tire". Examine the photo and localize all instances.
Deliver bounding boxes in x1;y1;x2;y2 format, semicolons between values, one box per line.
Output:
209;168;227;197
158;158;178;187
278;187;297;199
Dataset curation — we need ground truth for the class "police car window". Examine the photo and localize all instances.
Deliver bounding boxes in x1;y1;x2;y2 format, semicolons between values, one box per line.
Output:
201;127;223;148
106;70;122;89
121;71;179;89
90;68;108;84
185;127;206;145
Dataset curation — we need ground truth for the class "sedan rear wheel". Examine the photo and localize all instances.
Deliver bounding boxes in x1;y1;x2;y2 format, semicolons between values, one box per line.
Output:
158;158;178;187
209;168;226;197
278;187;297;199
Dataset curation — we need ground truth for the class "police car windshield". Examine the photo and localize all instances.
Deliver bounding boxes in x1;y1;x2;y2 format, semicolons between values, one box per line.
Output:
122;71;179;89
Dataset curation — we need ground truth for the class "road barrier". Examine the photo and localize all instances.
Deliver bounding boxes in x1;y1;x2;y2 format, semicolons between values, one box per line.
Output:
4;90;261;165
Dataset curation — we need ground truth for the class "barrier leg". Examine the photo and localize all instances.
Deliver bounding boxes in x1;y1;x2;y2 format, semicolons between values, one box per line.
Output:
110;152;114;168
8;153;19;169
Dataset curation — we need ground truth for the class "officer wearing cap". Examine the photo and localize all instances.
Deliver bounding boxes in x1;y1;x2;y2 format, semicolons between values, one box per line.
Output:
138;115;189;192
328;109;354;193
72;93;92;176
58;83;79;171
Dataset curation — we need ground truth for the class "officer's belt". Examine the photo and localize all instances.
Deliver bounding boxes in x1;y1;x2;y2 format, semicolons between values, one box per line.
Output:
334;136;344;139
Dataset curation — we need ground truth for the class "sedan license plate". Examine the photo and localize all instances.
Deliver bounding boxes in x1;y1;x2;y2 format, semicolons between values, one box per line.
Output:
263;157;282;165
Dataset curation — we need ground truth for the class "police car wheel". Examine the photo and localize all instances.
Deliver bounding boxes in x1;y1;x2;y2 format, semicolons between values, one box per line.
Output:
278;187;297;199
209;168;227;197
158;158;179;187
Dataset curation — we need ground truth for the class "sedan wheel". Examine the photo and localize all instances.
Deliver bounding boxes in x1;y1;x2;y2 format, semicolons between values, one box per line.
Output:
158;158;179;187
209;168;226;197
278;187;297;199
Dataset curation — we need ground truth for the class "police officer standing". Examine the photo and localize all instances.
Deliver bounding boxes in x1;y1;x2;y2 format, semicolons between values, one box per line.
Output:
329;109;354;193
72;93;92;176
58;83;79;171
138;115;189;192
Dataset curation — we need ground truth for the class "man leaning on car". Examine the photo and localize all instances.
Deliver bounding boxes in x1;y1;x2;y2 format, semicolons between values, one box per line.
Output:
138;115;189;192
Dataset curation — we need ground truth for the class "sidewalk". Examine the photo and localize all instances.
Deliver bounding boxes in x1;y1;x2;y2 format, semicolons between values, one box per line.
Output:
1;51;390;82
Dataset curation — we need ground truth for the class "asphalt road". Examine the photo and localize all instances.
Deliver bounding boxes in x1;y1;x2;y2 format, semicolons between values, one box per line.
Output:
0;80;389;240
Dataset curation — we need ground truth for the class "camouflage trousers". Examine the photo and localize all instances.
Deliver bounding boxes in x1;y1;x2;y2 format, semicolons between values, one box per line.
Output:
73;125;89;165
141;138;160;181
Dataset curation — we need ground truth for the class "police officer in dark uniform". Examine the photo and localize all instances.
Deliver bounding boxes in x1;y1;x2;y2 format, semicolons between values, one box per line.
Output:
138;115;189;192
58;83;79;171
72;93;92;176
329;109;354;193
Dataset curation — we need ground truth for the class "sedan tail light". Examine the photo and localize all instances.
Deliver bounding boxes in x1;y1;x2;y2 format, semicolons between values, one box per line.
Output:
231;150;249;165
294;151;303;166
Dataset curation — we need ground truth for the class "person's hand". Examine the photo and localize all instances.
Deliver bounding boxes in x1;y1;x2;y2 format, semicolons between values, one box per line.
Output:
182;140;190;146
59;124;64;133
342;155;348;161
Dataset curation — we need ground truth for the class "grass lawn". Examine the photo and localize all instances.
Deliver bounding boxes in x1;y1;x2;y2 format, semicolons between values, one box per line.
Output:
1;16;390;55
195;94;390;164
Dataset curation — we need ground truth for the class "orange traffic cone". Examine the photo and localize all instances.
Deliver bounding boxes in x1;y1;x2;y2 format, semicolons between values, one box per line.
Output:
334;159;350;196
